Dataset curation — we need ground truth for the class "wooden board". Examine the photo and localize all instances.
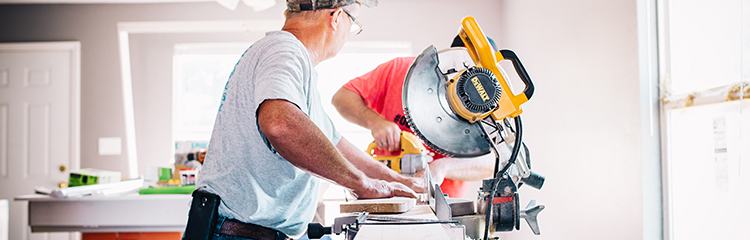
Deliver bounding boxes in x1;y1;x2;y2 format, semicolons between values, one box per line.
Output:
339;197;416;213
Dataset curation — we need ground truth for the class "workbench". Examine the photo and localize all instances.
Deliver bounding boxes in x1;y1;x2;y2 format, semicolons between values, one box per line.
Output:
15;194;190;233
16;194;457;240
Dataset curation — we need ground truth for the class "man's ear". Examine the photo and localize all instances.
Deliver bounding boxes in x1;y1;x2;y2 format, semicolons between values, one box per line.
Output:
329;8;344;31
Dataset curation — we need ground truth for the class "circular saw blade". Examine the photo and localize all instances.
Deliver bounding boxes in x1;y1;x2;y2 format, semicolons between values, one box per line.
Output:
402;46;491;158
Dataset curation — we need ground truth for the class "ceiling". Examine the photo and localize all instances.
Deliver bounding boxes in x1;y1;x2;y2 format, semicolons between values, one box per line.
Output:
0;0;211;3
0;0;277;11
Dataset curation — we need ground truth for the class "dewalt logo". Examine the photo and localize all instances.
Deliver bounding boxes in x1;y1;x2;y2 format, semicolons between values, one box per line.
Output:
471;76;490;102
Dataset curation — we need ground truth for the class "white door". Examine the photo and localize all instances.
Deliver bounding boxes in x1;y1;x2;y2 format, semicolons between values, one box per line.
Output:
0;42;80;240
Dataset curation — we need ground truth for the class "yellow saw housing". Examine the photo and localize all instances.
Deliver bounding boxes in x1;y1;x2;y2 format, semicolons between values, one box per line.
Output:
446;16;534;123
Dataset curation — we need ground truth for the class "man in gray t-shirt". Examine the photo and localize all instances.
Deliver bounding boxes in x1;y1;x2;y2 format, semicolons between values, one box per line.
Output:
193;0;425;238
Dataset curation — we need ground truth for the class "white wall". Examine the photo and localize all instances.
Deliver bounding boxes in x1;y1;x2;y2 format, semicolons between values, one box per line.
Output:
493;0;644;239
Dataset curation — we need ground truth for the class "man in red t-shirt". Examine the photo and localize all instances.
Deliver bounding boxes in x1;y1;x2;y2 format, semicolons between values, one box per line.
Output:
332;52;496;198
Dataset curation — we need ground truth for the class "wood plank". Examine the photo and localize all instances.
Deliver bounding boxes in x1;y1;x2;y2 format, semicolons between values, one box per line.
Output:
340;197;416;213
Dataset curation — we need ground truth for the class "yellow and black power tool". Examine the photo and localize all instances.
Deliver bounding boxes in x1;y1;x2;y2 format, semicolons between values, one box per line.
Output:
366;131;431;177
307;16;545;240
402;16;545;238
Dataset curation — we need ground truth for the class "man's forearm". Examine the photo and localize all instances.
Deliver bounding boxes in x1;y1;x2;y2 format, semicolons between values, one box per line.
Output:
433;154;496;181
258;100;369;191
332;87;402;151
332;88;387;129
258;99;419;199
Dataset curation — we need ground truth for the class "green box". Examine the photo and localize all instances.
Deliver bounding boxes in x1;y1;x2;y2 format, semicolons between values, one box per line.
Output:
158;167;172;181
69;168;122;187
69;173;98;187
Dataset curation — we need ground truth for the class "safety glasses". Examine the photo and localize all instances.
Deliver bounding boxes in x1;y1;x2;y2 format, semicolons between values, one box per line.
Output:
341;8;363;35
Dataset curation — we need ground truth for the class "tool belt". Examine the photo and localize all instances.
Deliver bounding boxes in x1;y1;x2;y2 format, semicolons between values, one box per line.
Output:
219;218;291;240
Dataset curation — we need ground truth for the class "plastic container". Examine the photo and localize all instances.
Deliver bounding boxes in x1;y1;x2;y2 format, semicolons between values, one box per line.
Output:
180;168;198;185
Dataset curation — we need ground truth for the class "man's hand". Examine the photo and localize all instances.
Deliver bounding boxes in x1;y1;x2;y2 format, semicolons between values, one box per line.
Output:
428;160;447;186
398;175;427;193
352;179;418;199
414;163;446;188
371;120;401;152
337;137;426;197
416;155;496;187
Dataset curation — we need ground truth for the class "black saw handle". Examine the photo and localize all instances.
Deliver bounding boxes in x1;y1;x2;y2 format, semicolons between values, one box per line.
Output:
499;49;535;100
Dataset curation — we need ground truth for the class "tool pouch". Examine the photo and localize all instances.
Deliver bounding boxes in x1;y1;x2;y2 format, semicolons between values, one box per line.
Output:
183;189;221;240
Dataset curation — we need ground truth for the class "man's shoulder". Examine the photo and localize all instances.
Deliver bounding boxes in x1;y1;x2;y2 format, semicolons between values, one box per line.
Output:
251;31;309;62
257;31;305;50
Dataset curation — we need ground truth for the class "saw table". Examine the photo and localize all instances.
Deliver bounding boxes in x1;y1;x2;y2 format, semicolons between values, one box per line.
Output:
352;205;454;240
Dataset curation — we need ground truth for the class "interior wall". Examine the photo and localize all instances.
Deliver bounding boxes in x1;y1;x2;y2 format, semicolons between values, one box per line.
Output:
493;0;643;239
0;0;506;176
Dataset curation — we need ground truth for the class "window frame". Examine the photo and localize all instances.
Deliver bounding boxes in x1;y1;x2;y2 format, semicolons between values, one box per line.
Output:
655;0;749;239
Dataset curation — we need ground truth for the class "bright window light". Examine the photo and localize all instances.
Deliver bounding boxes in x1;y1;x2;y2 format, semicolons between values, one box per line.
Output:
660;0;750;239
665;100;749;239
172;43;248;143
666;0;745;95
171;42;412;151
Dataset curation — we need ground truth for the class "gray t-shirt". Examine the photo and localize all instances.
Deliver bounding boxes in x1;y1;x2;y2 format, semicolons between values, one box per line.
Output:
197;31;342;236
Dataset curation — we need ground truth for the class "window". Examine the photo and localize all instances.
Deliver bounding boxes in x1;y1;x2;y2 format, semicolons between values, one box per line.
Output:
171;41;412;154
172;43;248;143
658;0;749;239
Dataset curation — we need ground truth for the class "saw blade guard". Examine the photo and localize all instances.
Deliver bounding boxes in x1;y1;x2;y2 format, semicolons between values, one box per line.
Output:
402;46;492;157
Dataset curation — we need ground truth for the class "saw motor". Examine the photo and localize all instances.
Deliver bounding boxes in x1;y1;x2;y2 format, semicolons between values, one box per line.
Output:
446;66;503;123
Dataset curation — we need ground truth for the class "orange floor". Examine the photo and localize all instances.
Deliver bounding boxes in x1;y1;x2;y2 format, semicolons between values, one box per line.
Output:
82;232;182;240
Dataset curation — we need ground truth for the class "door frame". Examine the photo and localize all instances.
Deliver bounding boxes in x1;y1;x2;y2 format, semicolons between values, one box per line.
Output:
0;42;81;239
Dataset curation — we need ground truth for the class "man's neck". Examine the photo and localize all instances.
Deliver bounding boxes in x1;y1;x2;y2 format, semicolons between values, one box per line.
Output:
282;21;330;66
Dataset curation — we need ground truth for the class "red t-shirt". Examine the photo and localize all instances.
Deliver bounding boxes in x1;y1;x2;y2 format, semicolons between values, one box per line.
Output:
342;56;468;198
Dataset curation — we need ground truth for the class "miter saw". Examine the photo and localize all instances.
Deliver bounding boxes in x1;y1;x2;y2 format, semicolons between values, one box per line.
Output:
402;16;546;239
307;16;545;240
